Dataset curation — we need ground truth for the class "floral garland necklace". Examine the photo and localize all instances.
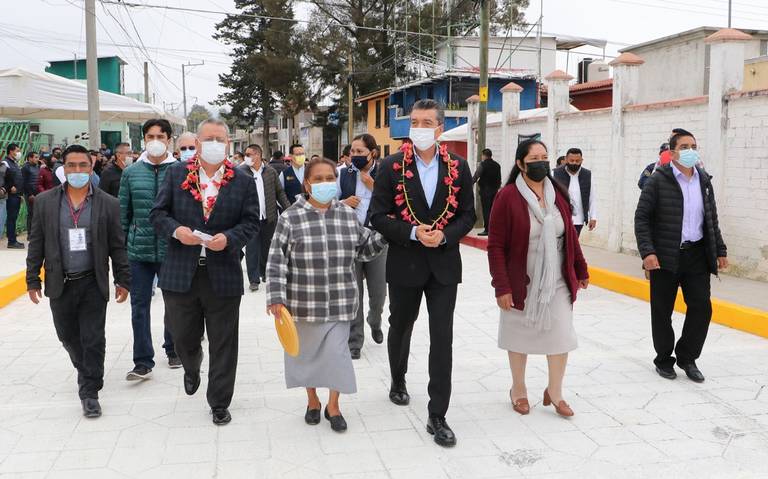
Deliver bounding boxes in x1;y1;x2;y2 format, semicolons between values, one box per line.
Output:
180;155;236;222
393;142;460;230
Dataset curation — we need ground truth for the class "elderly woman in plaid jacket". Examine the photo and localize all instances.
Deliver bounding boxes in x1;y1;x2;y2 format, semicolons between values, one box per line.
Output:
266;157;387;433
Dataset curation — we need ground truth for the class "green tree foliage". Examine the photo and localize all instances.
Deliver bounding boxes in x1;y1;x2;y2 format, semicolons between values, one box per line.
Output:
186;104;213;131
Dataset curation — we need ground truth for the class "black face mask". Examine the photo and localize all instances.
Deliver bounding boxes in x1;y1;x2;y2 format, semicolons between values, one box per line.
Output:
53;152;62;159
566;163;580;173
524;161;550;182
351;155;369;171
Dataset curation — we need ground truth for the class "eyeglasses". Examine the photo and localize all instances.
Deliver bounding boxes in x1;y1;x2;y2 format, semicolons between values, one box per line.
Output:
179;146;196;151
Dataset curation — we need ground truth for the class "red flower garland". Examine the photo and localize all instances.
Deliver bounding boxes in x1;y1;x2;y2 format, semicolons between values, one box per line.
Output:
393;142;459;230
180;156;236;221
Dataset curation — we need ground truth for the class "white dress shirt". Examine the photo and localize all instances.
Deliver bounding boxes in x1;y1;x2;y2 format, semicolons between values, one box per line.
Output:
196;164;226;257
250;164;267;221
567;168;597;226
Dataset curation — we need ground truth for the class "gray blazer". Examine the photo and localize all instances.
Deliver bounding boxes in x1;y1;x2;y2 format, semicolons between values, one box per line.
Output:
26;185;131;301
237;163;290;223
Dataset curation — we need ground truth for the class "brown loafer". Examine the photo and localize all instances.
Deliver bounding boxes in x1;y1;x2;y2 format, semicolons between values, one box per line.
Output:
543;388;574;417
509;389;530;415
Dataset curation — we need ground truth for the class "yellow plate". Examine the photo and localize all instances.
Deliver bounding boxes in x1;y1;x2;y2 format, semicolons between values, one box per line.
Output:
275;307;300;357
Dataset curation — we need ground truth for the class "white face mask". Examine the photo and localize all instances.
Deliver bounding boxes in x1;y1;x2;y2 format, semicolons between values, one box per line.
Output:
409;127;437;151
14;152;21;160
146;140;167;157
200;141;227;165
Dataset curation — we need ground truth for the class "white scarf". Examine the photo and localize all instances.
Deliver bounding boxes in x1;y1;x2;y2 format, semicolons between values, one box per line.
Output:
515;174;559;330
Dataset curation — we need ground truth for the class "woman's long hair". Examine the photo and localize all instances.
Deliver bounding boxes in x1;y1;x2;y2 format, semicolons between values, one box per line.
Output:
506;139;570;202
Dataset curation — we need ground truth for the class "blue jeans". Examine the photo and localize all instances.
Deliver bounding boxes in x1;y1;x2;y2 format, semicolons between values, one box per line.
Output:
130;261;175;368
0;198;6;239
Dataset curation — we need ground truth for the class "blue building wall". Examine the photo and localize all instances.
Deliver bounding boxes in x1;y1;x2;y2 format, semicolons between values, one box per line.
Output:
388;77;537;139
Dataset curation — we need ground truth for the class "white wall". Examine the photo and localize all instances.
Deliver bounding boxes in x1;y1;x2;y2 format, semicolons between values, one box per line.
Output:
632;39;708;103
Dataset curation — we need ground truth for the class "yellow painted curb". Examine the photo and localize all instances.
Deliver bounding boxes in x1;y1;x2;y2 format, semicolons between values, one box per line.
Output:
0;270;29;309
588;266;768;339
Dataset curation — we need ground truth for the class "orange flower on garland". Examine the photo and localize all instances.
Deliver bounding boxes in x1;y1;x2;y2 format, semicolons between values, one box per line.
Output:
393;142;459;230
180;155;236;222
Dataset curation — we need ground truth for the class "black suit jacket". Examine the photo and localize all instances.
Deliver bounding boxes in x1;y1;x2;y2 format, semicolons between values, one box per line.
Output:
26;185;131;301
370;151;475;287
236;163;290;223
473;158;502;194
150;161;260;296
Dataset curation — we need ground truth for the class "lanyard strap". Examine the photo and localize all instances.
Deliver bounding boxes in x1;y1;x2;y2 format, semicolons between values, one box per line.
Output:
66;194;88;228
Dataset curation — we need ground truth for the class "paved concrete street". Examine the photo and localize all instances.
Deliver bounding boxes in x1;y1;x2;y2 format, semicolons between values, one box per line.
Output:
0;245;767;478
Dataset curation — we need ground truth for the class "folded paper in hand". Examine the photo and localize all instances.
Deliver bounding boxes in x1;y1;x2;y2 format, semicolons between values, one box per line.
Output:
192;230;213;244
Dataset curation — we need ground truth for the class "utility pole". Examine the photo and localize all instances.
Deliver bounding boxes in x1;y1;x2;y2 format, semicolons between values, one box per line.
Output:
143;61;149;104
447;0;453;69
477;0;489;165
85;0;100;150
347;53;354;145
728;0;732;28
182;60;205;130
536;0;543;107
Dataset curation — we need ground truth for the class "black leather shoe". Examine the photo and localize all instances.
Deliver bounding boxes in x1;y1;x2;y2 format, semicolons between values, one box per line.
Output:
655;366;677;380
678;362;705;383
350;349;361;360
426;417;456;447
305;406;321;425
81;398;102;418
212;408;231;425
389;382;410;406
477;231;489;237
372;329;384;344
184;370;201;395
324;407;347;432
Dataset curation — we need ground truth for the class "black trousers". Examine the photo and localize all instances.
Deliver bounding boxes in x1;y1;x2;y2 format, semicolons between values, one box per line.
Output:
5;195;21;243
245;219;275;284
479;190;497;231
574;224;583;236
388;275;457;419
163;266;241;409
49;275;107;400
24;196;34;237
649;244;712;369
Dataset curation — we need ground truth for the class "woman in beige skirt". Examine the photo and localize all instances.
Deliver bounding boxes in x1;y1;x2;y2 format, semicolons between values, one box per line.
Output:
487;139;589;417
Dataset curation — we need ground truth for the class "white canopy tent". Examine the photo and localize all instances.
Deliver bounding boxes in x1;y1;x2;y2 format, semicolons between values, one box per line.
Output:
438;105;580;142
0;67;184;125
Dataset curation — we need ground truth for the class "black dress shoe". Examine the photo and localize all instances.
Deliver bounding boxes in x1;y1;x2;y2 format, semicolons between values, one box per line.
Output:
324;407;347;432
678;362;705;383
212;407;231;425
371;328;384;344
350;349;361;360
477;231;489;237
81;398;102;418
426;417;456;447
389;382;410;406
655;366;677;380
305;406;321;425
184;370;201;395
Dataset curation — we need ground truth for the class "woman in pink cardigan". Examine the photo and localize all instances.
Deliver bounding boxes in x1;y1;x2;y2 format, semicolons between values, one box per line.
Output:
487;139;589;417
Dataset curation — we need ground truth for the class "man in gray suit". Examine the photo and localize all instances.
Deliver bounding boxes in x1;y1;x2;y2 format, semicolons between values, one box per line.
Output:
26;145;131;419
238;144;291;291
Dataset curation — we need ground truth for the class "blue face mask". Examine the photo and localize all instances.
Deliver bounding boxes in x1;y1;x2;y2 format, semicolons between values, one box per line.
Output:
66;172;90;189
180;149;196;162
677;149;700;168
310;181;337;204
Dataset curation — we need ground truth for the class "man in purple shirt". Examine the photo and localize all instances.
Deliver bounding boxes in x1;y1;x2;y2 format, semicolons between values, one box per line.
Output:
634;130;728;383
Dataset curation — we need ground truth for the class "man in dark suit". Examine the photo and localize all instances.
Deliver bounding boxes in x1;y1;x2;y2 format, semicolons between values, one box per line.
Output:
553;148;597;236
150;119;260;425
370;99;476;447
26;144;131;418
238;143;290;291
472;148;501;236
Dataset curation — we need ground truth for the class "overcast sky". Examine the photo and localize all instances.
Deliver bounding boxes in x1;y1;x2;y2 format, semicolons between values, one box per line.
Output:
1;0;765;115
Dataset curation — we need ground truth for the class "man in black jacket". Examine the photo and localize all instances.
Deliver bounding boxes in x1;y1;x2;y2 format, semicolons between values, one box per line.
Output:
3;143;25;248
370;99;475;447
26;145;130;418
634;130;727;383
472;148;501;236
99;142;132;198
21;151;41;235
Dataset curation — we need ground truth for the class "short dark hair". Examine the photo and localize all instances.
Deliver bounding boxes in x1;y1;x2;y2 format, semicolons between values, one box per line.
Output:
290;144;303;155
482;148;492;157
62;144;90;163
52;146;62;153
304;157;339;181
26;151;37;160
7;143;19;153
310;154;320;160
566;147;582;157
341;145;351;157
245;144;263;155
142;118;173;139
669;130;695;150
272;150;284;160
671;128;690;136
411;99;445;125
659;142;669;154
89;150;99;156
556;155;566;166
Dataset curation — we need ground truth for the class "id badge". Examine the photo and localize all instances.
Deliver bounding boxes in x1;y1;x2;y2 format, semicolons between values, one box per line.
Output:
69;228;87;252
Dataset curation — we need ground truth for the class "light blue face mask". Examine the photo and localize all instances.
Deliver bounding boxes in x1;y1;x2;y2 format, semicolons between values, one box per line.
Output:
678;149;700;168
180;149;196;162
66;172;90;189
310;181;337;204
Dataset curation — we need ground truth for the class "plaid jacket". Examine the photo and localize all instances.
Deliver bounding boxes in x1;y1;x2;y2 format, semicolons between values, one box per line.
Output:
150;161;260;296
266;196;387;322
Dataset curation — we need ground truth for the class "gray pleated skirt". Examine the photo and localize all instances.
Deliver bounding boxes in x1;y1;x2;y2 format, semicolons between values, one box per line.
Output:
284;321;357;394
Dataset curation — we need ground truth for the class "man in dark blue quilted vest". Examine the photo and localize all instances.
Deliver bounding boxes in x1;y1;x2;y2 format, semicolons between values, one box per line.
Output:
278;144;306;204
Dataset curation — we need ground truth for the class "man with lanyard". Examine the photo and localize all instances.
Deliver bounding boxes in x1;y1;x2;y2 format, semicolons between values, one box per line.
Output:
338;134;386;360
238;143;290;292
26;144;130;418
278;144;306;204
635;130;728;383
553;147;597;236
